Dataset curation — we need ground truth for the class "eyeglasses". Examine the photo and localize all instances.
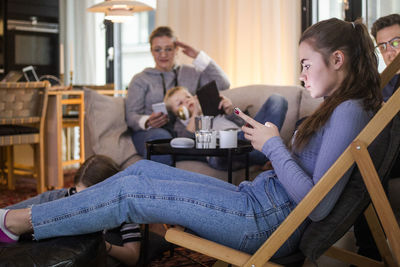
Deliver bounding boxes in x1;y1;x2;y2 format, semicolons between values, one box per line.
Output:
151;47;175;54
376;36;400;53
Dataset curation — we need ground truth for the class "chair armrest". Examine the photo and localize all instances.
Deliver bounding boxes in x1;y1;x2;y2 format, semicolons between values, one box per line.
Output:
165;228;251;266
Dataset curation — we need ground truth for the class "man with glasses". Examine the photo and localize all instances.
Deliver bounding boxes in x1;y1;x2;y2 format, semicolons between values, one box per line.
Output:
372;13;400;101
352;13;400;264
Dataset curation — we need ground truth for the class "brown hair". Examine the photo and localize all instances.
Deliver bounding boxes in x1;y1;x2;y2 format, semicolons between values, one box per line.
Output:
371;14;400;40
74;155;121;187
149;26;176;46
294;18;382;150
164;86;189;113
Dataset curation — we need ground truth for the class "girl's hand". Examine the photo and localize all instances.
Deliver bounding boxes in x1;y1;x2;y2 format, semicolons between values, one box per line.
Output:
218;95;233;115
175;40;199;59
234;107;280;151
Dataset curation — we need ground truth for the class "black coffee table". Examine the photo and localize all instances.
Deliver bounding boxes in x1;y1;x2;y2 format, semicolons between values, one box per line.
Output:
146;139;253;183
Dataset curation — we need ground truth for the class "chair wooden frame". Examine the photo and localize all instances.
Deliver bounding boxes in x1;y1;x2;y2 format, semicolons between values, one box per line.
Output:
0;81;50;194
165;54;400;267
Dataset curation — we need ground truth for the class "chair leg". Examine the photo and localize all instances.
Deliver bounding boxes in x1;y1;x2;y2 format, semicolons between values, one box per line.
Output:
34;142;45;193
0;147;7;185
364;205;398;267
66;128;71;161
6;146;15;190
351;141;400;266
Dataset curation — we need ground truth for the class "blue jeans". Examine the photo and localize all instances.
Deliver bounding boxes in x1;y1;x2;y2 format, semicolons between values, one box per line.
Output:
132;127;173;165
7;189;67;209
209;94;289;170
31;160;305;257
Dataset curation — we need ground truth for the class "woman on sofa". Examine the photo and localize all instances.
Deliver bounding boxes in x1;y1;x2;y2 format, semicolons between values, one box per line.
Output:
164;86;288;170
126;26;230;165
1;18;382;258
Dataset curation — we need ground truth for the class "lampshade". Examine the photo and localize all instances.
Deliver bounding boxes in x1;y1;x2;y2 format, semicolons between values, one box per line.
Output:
87;0;154;22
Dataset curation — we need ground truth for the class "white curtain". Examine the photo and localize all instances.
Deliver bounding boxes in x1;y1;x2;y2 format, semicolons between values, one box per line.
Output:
156;0;301;88
59;0;105;85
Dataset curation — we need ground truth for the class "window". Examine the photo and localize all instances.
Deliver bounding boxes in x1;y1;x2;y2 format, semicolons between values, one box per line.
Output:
107;8;155;91
302;0;399;72
365;0;400;72
120;10;155;90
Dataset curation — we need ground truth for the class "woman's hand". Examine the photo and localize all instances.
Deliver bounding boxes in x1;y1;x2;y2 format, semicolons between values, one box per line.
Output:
218;95;233;115
175;40;199;59
234;107;280;151
146;112;169;128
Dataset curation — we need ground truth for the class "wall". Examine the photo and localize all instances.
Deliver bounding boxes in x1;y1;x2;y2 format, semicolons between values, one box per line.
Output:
156;0;301;87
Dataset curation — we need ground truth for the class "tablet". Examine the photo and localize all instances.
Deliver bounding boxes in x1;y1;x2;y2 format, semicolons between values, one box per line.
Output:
196;80;223;117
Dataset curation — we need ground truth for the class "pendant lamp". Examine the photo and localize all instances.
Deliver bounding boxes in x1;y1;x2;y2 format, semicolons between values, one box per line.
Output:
87;0;154;23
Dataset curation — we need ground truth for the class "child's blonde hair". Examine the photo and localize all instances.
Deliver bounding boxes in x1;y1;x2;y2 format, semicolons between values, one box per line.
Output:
164;86;190;113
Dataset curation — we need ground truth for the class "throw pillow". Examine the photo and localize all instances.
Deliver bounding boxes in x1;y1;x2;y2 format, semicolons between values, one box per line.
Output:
84;88;137;166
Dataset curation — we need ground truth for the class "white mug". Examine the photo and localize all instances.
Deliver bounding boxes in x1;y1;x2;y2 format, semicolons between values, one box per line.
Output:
219;129;238;148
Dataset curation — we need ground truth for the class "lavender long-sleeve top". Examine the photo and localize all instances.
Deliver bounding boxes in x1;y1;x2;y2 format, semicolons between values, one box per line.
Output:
262;99;374;221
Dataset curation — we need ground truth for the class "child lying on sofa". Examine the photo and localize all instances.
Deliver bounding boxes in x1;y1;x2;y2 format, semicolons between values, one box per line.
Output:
163;86;288;170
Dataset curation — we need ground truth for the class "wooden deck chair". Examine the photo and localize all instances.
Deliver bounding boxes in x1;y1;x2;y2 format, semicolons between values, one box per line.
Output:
165;54;400;267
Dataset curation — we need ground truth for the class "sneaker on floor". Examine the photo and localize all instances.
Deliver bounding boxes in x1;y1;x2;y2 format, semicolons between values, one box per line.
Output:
0;209;19;243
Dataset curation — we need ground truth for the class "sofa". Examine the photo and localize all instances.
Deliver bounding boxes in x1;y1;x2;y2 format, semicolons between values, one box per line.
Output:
84;84;323;185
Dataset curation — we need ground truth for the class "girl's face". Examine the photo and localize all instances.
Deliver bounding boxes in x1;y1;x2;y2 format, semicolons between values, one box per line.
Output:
151;36;178;72
167;90;198;116
299;41;341;98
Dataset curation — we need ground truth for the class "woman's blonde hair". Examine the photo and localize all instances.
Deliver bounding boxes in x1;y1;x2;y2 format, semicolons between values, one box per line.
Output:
149;26;176;46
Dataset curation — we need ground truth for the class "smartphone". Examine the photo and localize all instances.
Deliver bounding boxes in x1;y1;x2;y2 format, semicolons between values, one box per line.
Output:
152;102;168;114
22;66;39;82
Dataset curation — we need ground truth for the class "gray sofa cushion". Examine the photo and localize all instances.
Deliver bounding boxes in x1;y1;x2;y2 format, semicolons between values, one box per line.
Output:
84;89;138;167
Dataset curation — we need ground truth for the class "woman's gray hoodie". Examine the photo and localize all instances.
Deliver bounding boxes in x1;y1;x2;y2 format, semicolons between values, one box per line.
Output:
125;52;230;131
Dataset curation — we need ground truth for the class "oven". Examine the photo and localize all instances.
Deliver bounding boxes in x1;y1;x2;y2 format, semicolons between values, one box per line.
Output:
6;19;59;77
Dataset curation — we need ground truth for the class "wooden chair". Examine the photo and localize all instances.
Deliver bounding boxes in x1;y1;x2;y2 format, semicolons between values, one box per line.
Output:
165;55;400;267
0;82;49;193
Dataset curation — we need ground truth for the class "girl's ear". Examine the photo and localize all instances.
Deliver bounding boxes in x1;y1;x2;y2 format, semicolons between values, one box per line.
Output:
331;50;345;70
